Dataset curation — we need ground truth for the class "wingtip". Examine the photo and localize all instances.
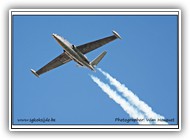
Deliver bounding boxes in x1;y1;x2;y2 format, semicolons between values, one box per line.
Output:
112;30;122;39
30;69;40;78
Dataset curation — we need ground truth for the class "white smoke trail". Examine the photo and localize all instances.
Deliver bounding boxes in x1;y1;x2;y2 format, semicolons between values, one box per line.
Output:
90;75;150;124
97;68;167;124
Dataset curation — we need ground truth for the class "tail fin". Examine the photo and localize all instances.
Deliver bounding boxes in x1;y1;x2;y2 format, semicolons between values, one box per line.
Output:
90;51;107;67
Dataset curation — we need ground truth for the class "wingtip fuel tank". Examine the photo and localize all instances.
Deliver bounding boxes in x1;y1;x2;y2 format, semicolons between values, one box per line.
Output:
112;30;122;39
30;69;39;78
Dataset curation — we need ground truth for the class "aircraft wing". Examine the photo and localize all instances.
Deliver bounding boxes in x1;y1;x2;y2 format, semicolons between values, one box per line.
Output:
77;31;121;54
31;31;121;77
33;52;71;76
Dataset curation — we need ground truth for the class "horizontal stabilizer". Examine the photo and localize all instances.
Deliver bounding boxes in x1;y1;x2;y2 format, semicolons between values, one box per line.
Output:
90;51;107;67
30;69;39;78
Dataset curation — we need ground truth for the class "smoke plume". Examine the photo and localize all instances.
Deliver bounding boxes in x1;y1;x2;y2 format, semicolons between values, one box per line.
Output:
97;68;167;124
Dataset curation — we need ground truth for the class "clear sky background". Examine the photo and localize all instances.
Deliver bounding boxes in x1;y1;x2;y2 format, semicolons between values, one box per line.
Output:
12;14;178;125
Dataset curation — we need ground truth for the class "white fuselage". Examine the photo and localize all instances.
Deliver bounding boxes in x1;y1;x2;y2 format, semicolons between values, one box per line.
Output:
52;34;95;71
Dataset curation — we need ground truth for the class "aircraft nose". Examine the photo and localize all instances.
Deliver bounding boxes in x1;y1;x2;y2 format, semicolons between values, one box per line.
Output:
52;33;56;38
52;33;59;40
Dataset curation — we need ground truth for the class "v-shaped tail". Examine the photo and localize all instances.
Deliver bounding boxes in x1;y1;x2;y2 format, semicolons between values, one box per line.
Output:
90;51;107;67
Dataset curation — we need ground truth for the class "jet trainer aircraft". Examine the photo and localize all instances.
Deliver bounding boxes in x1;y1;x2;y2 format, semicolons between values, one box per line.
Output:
31;30;121;77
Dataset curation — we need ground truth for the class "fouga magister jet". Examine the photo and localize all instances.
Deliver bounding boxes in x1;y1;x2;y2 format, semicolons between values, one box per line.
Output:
31;30;121;77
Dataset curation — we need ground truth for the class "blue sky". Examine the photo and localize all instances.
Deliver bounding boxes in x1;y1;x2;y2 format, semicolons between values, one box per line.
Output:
12;14;178;125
